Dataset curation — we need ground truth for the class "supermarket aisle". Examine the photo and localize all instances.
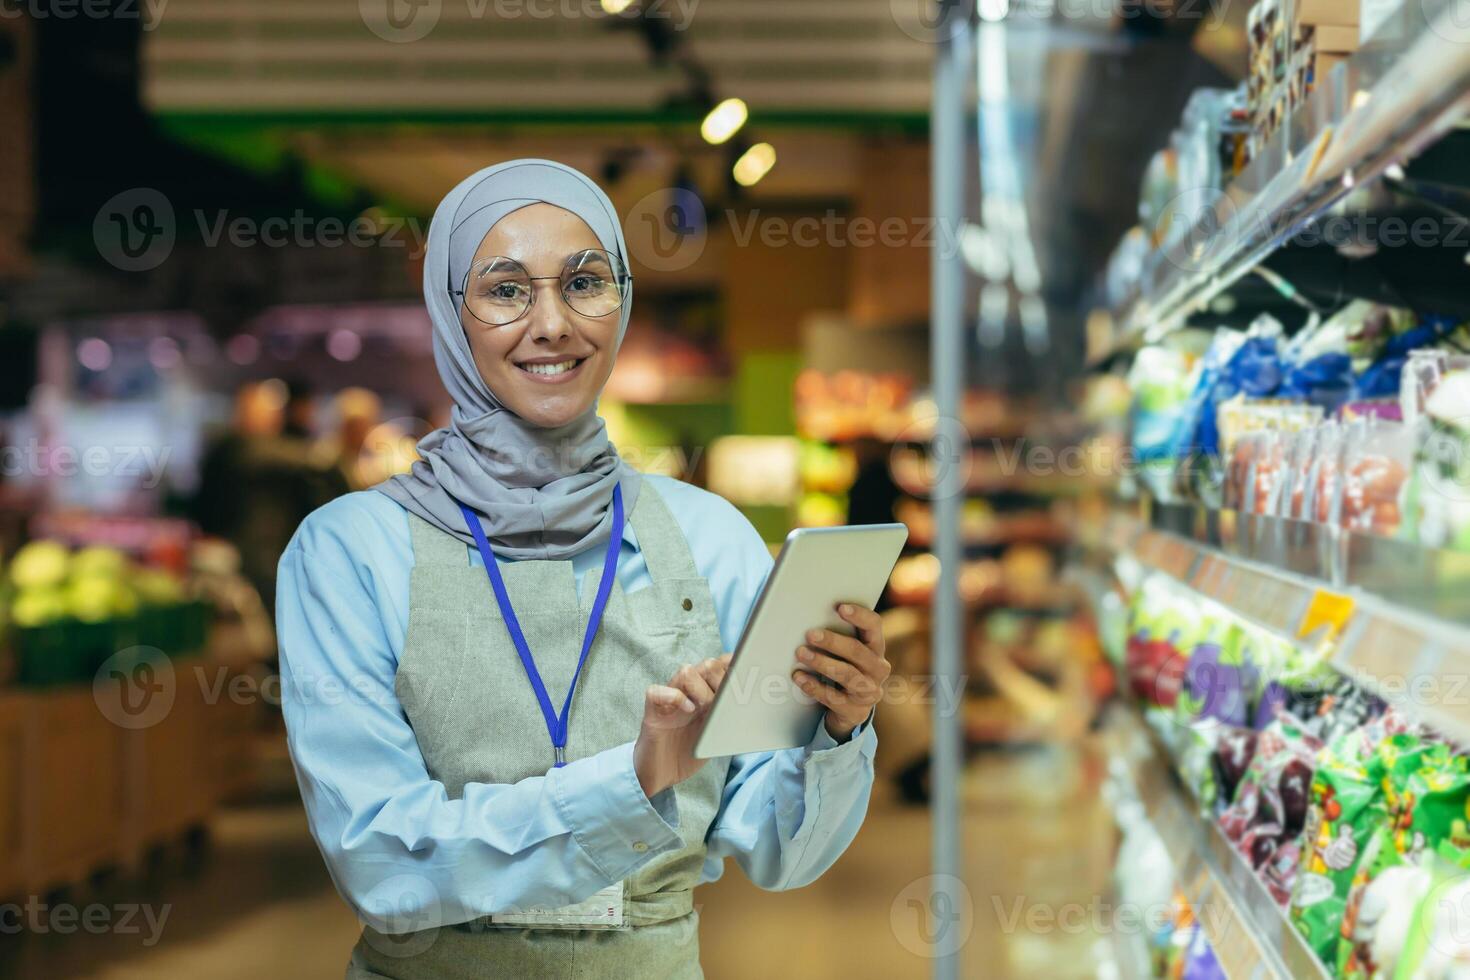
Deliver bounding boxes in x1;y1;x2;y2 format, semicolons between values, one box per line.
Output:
1;743;1115;980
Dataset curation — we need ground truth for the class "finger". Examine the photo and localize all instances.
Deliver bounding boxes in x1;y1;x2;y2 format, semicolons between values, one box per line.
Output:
836;603;885;656
646;683;697;715
792;670;862;713
695;656;730;692
795;646;877;699
671;664;717;710
805;626;887;679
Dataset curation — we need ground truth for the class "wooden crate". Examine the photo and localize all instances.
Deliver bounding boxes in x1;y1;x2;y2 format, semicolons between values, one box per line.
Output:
0;694;27;899
24;688;127;894
120;665;217;856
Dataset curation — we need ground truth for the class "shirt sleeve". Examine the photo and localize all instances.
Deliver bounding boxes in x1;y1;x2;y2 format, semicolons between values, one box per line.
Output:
702;715;878;890
276;520;684;934
664;479;879;890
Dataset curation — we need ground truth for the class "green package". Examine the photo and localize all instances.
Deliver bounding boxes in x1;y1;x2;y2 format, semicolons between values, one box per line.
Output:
1290;733;1397;964
1336;825;1403;979
1383;744;1470;861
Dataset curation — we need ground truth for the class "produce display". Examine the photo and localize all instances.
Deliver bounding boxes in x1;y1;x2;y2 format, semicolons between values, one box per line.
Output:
1124;305;1470;549
2;537;209;687
1121;572;1470;978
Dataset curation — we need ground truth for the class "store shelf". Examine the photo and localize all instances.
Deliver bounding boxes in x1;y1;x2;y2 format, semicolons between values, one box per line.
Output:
1107;707;1331;980
1101;501;1470;746
1097;0;1470;360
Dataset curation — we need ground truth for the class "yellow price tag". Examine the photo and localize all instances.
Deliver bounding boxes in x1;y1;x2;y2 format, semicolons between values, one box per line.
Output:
1299;589;1355;642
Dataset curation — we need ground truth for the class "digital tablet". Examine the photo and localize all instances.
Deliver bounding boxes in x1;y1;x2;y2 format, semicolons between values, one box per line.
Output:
693;522;908;759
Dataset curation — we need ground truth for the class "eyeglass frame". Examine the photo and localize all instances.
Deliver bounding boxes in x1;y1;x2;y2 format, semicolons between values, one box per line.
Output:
448;249;634;327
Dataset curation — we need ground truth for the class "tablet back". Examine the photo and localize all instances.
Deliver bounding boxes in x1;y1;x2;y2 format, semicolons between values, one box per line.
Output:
694;522;908;758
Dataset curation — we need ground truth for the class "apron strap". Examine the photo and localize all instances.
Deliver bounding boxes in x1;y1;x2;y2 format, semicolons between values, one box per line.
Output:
408;512;473;567
627;480;701;583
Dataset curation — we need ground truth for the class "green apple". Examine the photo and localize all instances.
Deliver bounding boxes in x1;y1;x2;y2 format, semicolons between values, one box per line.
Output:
71;545;129;581
12;587;68;627
10;541;71;591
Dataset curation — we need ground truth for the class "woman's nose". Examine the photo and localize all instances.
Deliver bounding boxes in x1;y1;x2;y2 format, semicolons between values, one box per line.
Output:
525;279;572;343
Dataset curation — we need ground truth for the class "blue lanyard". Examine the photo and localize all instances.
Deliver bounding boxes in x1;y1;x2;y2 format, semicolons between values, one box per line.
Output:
457;484;624;769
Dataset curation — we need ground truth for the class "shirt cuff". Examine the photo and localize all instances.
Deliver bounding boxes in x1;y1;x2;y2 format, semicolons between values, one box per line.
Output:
806;710;879;763
550;741;685;882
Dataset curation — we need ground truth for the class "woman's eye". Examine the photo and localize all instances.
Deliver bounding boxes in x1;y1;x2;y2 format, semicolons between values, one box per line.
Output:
567;275;604;293
485;281;526;301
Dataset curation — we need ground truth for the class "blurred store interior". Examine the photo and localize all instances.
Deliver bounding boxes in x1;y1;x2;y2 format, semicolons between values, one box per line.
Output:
3;0;1470;977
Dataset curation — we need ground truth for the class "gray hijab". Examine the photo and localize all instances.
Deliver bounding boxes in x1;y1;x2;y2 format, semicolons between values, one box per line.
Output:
376;159;641;560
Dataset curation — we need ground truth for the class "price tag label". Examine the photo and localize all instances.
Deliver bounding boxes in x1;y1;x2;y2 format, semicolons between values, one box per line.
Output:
1299;589;1356;643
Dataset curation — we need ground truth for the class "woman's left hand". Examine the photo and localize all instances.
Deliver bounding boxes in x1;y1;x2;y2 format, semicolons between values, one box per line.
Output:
792;603;890;743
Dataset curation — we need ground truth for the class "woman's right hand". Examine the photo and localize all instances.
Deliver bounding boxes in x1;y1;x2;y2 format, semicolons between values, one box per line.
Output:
634;654;732;799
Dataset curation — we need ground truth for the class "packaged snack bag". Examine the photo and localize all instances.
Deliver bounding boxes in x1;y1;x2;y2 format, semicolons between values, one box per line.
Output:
1311;420;1347;525
1282;426;1318;520
1291;729;1394;963
1404;368;1470;552
1180;923;1227;980
1220;716;1322;899
1211;727;1259;807
1225;429;1262;512
1177;618;1252;728
1336;826;1429;979
1390;838;1470;980
1383;742;1470;860
1125;579;1202;708
1340;418;1411;536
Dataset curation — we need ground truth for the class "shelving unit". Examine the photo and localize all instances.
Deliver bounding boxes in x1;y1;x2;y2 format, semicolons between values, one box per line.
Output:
1096;0;1470;362
1107;706;1331;979
1094;499;1470;746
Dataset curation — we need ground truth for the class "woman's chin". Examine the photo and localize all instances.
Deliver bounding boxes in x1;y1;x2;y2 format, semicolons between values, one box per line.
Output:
513;395;594;429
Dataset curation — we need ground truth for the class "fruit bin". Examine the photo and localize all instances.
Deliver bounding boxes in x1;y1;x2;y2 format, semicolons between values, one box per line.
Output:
13;622;90;687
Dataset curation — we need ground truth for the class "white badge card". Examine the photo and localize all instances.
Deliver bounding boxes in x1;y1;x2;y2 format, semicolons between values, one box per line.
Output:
489;881;627;930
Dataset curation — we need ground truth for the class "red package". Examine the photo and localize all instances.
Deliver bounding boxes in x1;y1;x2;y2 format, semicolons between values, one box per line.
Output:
1339;419;1410;536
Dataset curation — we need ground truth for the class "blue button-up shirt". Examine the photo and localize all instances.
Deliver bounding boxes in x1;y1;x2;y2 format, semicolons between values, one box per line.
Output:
276;474;877;932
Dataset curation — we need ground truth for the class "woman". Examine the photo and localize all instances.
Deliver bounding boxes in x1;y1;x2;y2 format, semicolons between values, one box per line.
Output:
277;159;889;978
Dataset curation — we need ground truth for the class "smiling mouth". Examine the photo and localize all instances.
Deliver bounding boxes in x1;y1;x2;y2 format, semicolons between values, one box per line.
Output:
515;357;588;382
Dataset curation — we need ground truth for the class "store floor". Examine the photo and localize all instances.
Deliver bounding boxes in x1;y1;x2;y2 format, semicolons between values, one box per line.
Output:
2;741;1115;980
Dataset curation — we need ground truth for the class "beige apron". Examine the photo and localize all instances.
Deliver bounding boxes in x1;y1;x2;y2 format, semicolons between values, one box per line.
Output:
347;482;731;980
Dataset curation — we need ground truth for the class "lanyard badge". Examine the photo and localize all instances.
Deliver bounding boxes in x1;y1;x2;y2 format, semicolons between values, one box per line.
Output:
458;484;625;770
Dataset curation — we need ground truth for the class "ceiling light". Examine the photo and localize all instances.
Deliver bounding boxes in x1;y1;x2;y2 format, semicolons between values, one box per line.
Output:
701;98;748;145
732;143;776;187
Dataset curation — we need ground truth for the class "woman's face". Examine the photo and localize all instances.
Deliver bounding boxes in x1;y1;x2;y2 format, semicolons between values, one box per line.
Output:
459;203;620;428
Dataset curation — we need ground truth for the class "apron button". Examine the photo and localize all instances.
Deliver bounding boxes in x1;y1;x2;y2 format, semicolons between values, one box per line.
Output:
681;598;693;611
632;840;649;853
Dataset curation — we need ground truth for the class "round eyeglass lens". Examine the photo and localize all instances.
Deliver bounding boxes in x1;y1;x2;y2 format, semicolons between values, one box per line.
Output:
560;249;627;318
464;256;533;326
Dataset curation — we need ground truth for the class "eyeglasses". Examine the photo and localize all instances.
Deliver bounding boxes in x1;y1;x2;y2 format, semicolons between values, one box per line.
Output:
450;248;632;327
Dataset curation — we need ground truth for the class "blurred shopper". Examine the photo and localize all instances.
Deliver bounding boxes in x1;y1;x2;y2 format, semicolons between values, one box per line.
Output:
847;435;900;612
193;379;346;617
326;386;383;490
278;160;888;976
